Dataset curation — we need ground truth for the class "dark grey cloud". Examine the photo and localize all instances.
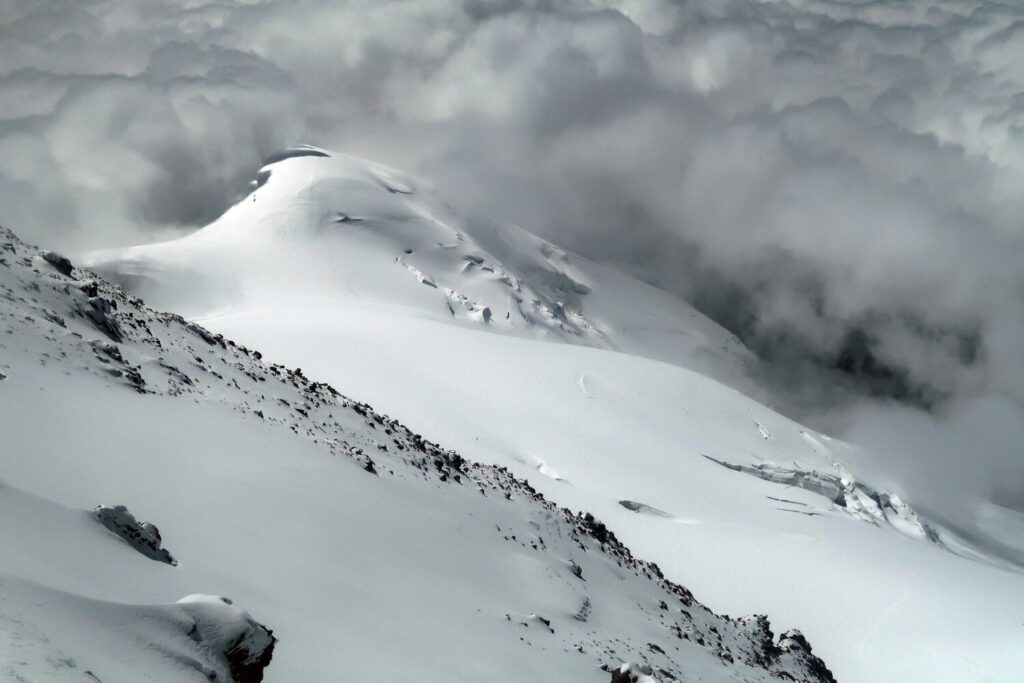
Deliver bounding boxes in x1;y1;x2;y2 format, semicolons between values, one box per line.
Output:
1;0;1023;531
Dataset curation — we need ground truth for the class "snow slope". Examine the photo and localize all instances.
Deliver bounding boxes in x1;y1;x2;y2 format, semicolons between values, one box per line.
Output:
84;149;1024;682
0;229;836;681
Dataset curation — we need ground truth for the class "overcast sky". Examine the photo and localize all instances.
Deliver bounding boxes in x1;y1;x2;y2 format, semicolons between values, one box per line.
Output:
2;0;1023;516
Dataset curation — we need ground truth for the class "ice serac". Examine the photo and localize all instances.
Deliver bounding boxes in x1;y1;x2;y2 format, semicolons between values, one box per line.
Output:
0;224;835;682
702;456;943;545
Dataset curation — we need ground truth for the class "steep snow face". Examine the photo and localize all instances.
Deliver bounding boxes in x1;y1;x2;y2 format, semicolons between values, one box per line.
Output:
82;150;1024;682
86;146;759;397
0;230;836;682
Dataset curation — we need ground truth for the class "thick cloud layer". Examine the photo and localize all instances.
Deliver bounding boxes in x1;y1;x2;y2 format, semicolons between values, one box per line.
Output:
2;1;1023;523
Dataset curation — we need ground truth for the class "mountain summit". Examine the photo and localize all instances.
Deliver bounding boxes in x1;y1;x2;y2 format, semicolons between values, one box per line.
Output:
87;146;759;395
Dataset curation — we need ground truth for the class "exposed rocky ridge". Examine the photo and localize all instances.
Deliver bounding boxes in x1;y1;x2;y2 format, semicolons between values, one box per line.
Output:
0;225;834;682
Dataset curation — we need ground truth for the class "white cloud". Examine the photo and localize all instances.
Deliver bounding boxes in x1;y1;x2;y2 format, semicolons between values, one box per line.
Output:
1;0;1023;517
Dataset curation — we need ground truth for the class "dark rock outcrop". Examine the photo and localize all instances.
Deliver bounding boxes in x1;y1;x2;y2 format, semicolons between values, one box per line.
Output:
94;505;176;565
40;250;73;276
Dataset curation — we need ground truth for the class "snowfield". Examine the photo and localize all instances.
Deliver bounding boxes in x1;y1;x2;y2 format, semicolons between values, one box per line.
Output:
1;145;1021;681
84;148;1024;682
1;228;835;681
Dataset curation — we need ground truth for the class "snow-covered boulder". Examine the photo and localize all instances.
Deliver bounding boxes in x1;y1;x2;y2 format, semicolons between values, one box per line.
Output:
177;595;277;683
610;662;657;683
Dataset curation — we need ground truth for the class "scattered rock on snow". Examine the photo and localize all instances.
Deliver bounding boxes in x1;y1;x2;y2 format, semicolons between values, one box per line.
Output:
573;596;592;622
93;505;177;565
89;340;146;392
83;296;124;342
41;307;65;327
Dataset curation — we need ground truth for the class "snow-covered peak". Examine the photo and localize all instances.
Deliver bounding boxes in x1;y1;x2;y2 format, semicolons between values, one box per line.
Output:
86;147;760;396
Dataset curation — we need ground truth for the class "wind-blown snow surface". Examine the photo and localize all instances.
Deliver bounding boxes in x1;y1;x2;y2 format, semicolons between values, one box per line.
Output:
0;231;837;681
84;149;1024;682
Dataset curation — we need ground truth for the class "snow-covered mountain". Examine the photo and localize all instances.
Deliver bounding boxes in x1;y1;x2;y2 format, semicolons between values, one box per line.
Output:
0;229;839;680
79;148;1024;682
84;146;761;398
5;145;1022;681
